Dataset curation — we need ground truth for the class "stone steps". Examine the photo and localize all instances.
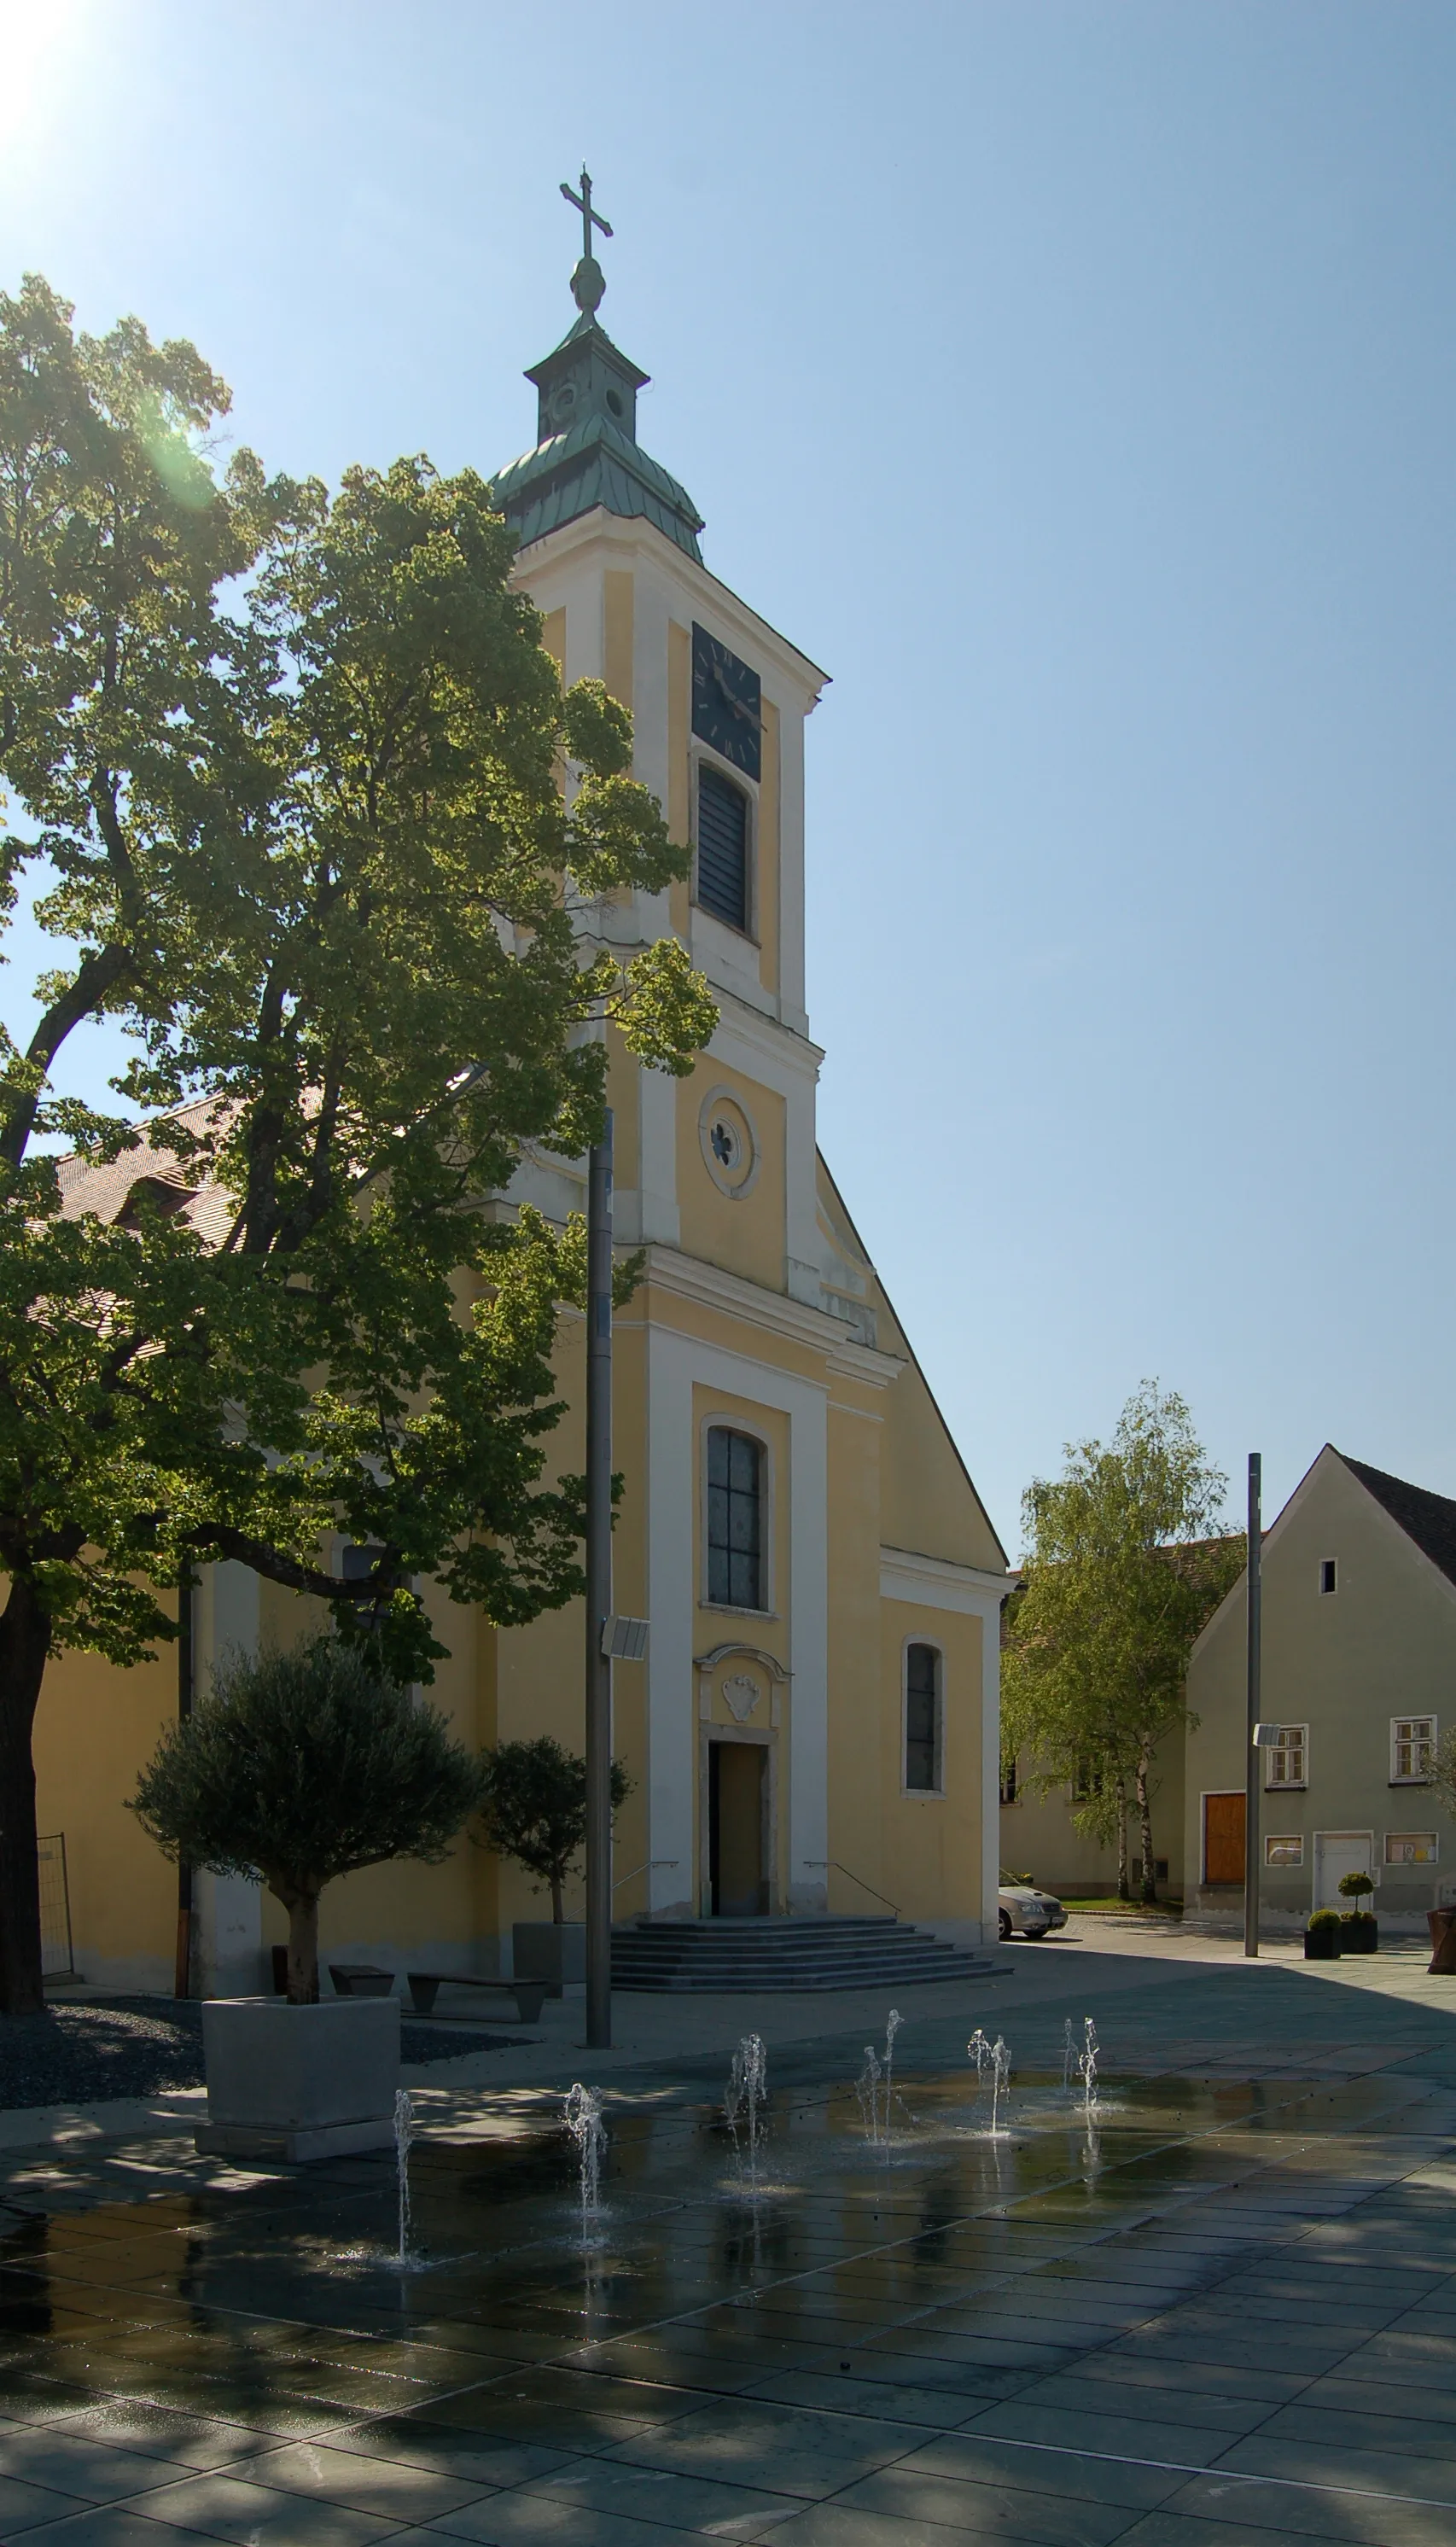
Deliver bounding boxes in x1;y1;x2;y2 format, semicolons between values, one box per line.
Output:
610;1914;999;1994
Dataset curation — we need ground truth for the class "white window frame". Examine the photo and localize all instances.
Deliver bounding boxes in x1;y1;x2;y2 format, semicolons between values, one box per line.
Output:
901;1636;945;1798
690;746;758;944
699;1414;774;1618
1264;1723;1308;1790
1265;1833;1304;1868
1385;1831;1439;1867
1390;1715;1436;1784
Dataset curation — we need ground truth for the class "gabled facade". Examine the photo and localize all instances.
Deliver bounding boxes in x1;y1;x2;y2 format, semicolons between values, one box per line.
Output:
32;251;1010;1993
1186;1444;1456;1926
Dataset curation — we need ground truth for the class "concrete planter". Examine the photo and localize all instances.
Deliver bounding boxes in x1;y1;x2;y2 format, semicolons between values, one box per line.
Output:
1303;1927;1341;1960
196;1996;399;2161
513;1920;585;1997
1340;1918;1378;1955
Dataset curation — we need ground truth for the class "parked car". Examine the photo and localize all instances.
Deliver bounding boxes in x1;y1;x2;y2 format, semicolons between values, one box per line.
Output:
998;1879;1069;1940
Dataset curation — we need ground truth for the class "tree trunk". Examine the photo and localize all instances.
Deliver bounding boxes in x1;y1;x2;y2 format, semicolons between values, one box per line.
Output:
1115;1778;1130;1900
550;1868;563;1924
1136;1751;1156;1903
0;1577;55;2016
269;1883;321;2004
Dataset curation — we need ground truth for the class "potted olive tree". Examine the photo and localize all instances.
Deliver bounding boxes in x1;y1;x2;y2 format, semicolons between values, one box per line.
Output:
131;1638;483;2159
1304;1907;1342;1961
477;1736;631;1996
1337;1869;1378;1953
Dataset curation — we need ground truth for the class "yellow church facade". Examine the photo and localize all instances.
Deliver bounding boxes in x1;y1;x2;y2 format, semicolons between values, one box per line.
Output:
32;248;1010;1995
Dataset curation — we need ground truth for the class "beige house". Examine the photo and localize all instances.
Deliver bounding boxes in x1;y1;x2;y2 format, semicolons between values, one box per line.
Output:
998;1742;1185;1900
1185;1446;1456;1929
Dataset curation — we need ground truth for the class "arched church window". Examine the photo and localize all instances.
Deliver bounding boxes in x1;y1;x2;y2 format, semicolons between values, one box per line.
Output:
696;763;750;933
905;1643;942;1792
707;1426;765;1609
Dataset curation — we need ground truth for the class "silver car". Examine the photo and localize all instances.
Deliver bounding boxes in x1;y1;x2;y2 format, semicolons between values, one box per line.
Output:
998;1880;1068;1940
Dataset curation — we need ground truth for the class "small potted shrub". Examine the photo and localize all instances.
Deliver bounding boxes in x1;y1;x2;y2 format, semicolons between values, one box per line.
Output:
1304;1906;1342;1960
131;1637;483;2159
478;1736;631;1996
1337;1869;1378;1953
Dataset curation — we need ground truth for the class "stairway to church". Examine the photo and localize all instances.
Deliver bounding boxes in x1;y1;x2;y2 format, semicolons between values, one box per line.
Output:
610;1914;999;1993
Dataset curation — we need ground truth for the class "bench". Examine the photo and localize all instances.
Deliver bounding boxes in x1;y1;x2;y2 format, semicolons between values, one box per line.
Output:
405;1971;547;2024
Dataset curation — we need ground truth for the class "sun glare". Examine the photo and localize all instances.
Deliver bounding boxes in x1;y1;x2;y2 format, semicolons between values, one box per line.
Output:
0;0;97;152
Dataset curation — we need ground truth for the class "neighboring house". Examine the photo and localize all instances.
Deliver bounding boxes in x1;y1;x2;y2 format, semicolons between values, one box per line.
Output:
32;236;1010;1995
1185;1446;1456;1928
998;1742;1184;1900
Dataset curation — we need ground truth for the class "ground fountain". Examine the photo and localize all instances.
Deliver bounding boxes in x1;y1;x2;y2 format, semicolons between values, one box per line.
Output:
855;2044;882;2145
1076;2016;1099;2116
725;2032;768;2182
393;2087;416;2267
563;2082;607;2244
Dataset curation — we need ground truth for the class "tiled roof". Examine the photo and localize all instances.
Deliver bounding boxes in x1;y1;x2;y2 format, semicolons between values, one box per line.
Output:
55;1098;236;1248
1339;1451;1456;1590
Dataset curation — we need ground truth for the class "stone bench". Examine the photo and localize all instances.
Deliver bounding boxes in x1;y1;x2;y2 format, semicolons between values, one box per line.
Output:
405;1971;547;2024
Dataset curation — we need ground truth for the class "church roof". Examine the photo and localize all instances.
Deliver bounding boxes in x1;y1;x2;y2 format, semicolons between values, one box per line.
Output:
490;381;705;560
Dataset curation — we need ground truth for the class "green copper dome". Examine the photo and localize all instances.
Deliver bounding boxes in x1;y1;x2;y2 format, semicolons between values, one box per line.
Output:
490;312;704;561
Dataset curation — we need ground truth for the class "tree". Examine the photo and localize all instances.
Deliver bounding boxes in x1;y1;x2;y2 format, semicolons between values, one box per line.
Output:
1002;1383;1244;1902
477;1734;631;1923
0;277;716;2013
131;1638;483;2002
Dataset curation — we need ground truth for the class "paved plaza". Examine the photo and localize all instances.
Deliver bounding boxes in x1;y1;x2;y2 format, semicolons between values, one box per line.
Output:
3;1924;1456;2545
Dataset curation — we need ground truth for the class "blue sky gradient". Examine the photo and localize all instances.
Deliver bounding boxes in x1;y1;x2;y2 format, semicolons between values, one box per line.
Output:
2;0;1452;1548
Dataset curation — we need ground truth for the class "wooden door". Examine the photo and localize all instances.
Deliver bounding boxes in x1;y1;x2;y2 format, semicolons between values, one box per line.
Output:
709;1742;766;1916
1204;1792;1246;1885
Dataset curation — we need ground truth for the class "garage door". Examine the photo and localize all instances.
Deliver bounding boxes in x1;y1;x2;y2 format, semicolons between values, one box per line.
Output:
1314;1831;1372;1911
1204;1792;1245;1885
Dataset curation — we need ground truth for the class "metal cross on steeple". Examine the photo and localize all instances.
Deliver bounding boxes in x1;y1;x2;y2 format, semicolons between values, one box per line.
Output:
561;166;613;265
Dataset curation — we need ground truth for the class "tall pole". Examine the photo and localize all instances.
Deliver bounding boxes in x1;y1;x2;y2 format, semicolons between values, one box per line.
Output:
173;1563;195;1998
1243;1452;1262;1960
585;1111;614;2050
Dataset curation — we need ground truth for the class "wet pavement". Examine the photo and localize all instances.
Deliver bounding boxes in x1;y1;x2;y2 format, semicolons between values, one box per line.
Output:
3;1951;1456;2543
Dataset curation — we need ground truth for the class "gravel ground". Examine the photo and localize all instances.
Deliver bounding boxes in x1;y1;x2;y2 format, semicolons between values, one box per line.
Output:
0;1998;522;2109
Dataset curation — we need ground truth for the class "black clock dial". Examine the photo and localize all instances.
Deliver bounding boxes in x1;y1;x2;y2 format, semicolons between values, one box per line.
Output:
691;624;761;782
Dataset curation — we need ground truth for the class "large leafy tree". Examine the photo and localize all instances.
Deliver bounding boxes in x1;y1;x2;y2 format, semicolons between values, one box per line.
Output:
0;276;715;2013
1002;1383;1243;1902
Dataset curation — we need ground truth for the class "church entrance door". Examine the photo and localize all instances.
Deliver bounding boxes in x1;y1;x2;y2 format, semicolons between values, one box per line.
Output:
709;1740;766;1917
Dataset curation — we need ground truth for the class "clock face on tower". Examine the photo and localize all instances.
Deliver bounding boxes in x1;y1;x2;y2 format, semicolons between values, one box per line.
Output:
691;624;761;783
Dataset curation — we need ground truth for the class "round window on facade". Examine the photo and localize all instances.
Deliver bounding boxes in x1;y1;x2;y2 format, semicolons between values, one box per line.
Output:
698;1090;759;1199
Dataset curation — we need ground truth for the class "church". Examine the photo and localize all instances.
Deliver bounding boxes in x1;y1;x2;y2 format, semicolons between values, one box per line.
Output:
34;186;1010;1995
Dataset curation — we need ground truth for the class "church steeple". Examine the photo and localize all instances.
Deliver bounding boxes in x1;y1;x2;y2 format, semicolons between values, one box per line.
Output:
489;171;705;562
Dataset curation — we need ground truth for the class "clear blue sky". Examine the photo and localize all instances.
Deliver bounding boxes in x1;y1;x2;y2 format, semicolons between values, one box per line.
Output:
3;0;1453;1553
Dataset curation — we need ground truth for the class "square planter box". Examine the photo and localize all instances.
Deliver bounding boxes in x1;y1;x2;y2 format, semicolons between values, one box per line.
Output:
196;1996;399;2162
1341;1920;1378;1955
513;1920;585;1997
1303;1928;1341;1960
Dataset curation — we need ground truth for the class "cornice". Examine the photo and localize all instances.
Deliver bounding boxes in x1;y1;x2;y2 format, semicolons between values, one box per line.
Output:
879;1544;1013;1609
644;1245;905;1386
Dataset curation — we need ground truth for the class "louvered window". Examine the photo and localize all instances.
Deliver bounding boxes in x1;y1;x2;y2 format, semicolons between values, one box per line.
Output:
906;1644;941;1792
707;1427;764;1609
696;763;749;931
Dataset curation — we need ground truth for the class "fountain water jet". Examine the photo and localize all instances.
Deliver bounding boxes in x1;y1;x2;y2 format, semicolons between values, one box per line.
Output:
988;2035;1011;2136
564;2083;607;2241
855;2046;882;2145
725;2033;767;2181
393;2089;416;2267
1077;2017;1099;2116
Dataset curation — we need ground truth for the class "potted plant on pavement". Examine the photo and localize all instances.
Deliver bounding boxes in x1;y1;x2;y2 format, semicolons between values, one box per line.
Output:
477;1735;631;1996
1304;1907;1342;1961
131;1637;483;2158
1337;1869;1378;1953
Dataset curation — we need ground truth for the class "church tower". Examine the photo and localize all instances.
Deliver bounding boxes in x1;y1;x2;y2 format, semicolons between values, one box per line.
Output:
486;178;1010;1946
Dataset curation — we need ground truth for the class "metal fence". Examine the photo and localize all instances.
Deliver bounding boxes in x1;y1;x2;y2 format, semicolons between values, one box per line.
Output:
37;1833;75;1980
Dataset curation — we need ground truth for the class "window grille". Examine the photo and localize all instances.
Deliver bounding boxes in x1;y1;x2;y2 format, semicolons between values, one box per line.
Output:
696;764;749;931
1385;1831;1438;1865
37;1833;75;1980
905;1644;941;1792
1391;1716;1436;1782
1265;1725;1307;1787
1265;1833;1304;1868
706;1427;764;1609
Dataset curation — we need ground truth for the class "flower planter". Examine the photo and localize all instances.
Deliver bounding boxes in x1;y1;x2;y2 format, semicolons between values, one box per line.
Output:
513;1920;585;1998
195;1996;399;2161
1428;1909;1456;1973
1340;1919;1378;1955
1303;1928;1341;1960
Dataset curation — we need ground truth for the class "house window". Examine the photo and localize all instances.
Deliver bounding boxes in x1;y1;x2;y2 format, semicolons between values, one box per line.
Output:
1265;1725;1307;1788
1319;1559;1337;1595
1385;1832;1438;1866
1391;1716;1436;1782
706;1427;765;1610
1266;1833;1304;1868
696;763;750;932
1070;1758;1104;1803
905;1643;941;1792
999;1754;1018;1806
